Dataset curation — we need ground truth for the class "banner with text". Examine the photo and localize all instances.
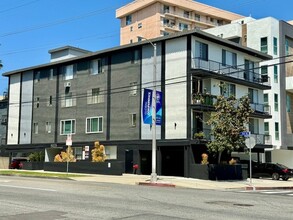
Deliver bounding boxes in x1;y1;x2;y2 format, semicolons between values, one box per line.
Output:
142;88;162;125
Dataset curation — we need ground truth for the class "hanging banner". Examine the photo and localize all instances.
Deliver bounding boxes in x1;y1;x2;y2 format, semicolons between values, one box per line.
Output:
142;88;162;125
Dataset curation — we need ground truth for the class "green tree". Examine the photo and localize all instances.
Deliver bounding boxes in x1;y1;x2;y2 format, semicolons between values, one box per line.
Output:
207;94;253;164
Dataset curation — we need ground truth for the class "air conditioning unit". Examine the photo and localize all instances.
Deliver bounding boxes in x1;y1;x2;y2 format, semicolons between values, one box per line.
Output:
64;82;71;87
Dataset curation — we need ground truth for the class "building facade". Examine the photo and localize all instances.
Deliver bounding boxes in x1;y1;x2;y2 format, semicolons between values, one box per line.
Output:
0;93;8;156
205;17;293;150
3;30;272;177
116;0;243;45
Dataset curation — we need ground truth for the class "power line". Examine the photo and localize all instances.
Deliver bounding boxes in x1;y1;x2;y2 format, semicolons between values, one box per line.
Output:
0;0;41;14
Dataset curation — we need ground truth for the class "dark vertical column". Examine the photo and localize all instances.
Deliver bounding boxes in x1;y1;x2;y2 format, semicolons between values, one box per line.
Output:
18;73;23;145
186;35;192;140
54;67;60;144
161;41;166;140
106;56;111;140
30;71;35;144
139;48;142;140
5;77;10;146
157;146;162;175
184;145;189;177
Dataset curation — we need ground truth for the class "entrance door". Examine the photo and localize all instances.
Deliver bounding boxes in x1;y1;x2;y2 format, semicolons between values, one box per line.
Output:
161;148;184;177
140;150;151;175
125;150;133;173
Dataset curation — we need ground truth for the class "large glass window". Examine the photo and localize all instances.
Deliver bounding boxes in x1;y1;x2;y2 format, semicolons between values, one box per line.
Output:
220;82;235;97
64;64;74;80
86;117;103;133
87;88;104;104
179;23;188;31
274;93;278;112
91;59;102;75
285;39;290;55
261;37;268;53
264;122;269;135
195;41;208;61
249;118;259;134
248;88;258;104
273;37;278;55
60;119;75;135
261;65;268;82
222;50;237;67
274;65;278;83
263;94;268;105
287;95;291;112
126;15;132;25
275;122;279;141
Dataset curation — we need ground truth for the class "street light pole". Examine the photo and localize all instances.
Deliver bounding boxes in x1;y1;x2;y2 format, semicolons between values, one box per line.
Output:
139;36;157;182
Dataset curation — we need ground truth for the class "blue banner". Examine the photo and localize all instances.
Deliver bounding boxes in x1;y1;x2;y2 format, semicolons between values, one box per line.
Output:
142;88;162;125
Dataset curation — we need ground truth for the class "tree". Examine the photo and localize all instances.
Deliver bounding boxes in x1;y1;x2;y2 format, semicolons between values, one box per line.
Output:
207;94;253;164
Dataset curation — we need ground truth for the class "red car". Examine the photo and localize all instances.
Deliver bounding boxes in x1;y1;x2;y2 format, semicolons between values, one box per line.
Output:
10;158;27;169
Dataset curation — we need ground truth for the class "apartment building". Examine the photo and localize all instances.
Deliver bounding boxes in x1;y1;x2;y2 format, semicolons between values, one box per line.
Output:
205;17;293;152
3;30;271;177
0;94;8;156
116;0;243;45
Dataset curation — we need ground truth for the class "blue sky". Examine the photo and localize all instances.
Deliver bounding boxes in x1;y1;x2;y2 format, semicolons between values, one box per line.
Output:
0;0;293;95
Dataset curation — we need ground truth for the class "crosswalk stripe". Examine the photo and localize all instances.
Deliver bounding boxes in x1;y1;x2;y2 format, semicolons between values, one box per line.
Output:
287;194;293;196
261;191;293;194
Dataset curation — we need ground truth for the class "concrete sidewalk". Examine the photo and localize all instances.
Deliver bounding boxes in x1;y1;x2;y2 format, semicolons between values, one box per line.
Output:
70;174;293;190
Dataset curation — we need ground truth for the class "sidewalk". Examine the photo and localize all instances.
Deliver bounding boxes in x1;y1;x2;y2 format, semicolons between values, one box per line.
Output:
70;173;293;190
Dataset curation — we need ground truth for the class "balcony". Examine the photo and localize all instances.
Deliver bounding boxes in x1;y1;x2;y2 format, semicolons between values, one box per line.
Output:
250;103;272;119
250;133;272;146
193;128;212;142
191;58;271;90
192;93;216;111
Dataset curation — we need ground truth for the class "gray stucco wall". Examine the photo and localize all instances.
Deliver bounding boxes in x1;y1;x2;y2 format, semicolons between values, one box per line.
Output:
110;49;141;140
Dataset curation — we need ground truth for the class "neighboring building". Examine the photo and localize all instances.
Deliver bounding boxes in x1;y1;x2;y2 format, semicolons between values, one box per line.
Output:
2;29;271;177
205;17;293;151
0;93;8;156
116;0;243;45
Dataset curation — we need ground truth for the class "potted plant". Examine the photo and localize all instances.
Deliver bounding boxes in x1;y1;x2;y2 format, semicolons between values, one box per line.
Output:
194;131;205;139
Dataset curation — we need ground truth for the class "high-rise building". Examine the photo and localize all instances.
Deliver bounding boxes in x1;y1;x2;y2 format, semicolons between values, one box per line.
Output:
116;0;243;45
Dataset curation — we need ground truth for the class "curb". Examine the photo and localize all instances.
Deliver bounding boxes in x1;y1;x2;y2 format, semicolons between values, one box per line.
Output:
137;181;176;187
245;186;293;190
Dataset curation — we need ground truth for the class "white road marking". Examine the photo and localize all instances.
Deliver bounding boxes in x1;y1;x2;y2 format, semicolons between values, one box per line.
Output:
0;184;57;192
261;190;293;194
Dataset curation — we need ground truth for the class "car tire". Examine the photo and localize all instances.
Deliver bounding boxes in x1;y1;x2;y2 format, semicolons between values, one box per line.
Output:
272;173;280;180
282;177;289;181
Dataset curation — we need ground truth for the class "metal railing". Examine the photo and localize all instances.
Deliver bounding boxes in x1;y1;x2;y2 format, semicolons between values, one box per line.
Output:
250;103;271;115
192;58;271;86
250;133;272;145
192;93;216;105
193;128;212;141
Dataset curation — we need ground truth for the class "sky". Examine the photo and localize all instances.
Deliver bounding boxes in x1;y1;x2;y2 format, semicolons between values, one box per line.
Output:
0;0;293;95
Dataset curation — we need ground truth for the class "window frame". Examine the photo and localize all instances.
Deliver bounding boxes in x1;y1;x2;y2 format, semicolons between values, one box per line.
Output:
126;15;132;26
274;93;278;112
273;37;278;55
260;37;268;53
275;122;279;141
46;121;52;133
86;116;103;134
60;119;76;135
129;113;137;127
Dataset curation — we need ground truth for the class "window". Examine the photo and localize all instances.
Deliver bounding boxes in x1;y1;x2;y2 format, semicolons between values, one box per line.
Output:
263;94;268;104
129;82;137;96
195;41;208;61
130;26;133;32
105;146;117;159
260;37;268;53
179;23;188;31
73;147;83;160
244;59;255;81
65;92;73;107
86;117;103;133
194;14;200;21
183;11;189;18
87;88;104;104
33;122;38;134
138;23;142;29
129;113;137;127
163;5;169;13
275;122;279;141
64;64;75;80
48;95;53;106
137;36;142;42
91;59;102;75
273;37;278;55
222;50;237;67
261;65;268;82
287;95;291;112
274;65;278;83
34;71;40;82
126;15;132;25
131;50;140;64
285;39;290;55
274;93;278;112
249;118;259;134
248;88;258;103
220;82;235;97
264;122;269;135
34;97;40;108
60;119;75;135
49;69;54;80
46;122;51;133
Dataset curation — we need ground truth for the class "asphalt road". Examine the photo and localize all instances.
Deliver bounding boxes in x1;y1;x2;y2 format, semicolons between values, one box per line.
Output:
0;175;292;220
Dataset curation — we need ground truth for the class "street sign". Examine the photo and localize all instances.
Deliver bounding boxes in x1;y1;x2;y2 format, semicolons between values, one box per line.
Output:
66;134;72;146
240;131;251;138
245;136;255;149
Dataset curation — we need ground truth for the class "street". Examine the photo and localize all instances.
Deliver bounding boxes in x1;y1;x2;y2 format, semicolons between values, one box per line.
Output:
0;175;292;220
